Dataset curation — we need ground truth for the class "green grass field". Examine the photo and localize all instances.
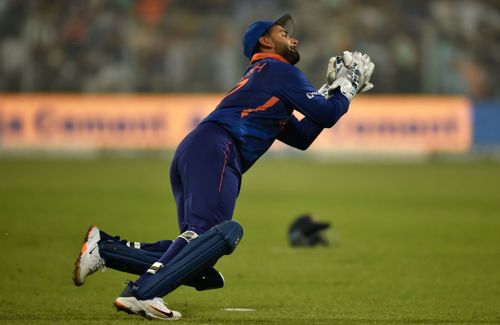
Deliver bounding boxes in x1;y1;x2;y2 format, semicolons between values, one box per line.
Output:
1;157;499;324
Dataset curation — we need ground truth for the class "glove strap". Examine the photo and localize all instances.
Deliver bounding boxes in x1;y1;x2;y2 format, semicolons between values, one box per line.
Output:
332;78;356;101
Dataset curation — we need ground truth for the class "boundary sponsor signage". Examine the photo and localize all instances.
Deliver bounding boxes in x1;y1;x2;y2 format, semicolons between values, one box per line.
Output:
311;96;471;153
0;95;471;153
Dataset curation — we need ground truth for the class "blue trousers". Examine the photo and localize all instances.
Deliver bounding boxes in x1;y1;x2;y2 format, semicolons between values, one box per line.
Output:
170;122;242;235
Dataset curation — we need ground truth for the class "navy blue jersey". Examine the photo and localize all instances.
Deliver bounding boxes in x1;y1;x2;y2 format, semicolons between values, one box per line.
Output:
202;53;350;172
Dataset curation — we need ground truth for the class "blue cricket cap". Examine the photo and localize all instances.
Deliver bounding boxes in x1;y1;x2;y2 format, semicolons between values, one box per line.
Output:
242;14;293;60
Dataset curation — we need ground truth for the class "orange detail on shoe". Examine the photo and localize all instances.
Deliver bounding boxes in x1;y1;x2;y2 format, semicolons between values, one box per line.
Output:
80;225;95;253
114;300;125;310
241;96;280;118
114;299;135;315
81;242;87;254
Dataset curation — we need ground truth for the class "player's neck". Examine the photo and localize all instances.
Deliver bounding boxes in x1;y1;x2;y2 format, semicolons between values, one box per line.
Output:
250;53;290;64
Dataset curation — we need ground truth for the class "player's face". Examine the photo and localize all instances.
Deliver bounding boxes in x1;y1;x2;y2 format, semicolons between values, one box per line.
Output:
268;25;300;64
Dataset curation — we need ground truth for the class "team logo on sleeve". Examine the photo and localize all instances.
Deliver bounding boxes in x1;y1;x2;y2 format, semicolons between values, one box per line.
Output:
306;91;320;99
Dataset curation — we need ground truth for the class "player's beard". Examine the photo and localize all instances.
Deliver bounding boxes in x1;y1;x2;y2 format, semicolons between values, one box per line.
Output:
283;48;300;65
276;43;300;65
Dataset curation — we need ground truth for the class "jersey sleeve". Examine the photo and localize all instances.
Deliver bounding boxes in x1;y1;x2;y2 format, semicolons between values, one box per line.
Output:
277;114;324;150
274;64;350;128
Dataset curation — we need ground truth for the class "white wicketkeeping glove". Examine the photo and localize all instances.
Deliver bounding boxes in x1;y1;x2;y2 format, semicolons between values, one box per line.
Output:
318;52;352;99
352;51;374;93
326;52;347;84
329;51;359;101
323;51;375;101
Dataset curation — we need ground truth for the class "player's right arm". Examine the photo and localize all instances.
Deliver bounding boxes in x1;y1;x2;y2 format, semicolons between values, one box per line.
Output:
275;64;350;128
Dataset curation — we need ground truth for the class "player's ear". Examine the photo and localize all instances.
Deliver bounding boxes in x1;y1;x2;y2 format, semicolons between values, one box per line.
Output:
258;35;273;50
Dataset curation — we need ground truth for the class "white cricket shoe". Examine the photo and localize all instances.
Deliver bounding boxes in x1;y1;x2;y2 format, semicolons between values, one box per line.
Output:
114;296;182;320
72;225;105;286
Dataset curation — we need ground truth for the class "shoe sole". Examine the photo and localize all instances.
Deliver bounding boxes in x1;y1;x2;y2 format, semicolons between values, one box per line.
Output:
114;297;180;321
114;298;154;320
72;225;96;286
114;299;143;316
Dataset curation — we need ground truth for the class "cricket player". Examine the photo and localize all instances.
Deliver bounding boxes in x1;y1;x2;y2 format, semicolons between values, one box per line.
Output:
73;14;374;320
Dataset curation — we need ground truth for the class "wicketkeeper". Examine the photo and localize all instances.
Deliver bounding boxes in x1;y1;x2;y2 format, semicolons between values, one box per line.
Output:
73;14;374;320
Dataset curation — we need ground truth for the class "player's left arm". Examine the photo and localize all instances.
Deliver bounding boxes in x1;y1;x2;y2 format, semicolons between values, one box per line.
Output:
277;114;324;150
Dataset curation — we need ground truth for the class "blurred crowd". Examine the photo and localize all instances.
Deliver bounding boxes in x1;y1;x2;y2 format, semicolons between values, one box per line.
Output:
0;0;499;98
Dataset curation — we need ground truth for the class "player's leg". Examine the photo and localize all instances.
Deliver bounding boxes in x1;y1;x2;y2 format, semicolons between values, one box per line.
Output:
136;122;241;282
134;123;243;298
115;220;243;319
73;226;225;290
73;225;106;286
114;124;243;319
98;238;168;275
73;152;194;287
100;234;226;290
135;220;243;299
73;225;170;286
130;124;237;283
97;150;190;284
120;142;195;287
175;123;242;232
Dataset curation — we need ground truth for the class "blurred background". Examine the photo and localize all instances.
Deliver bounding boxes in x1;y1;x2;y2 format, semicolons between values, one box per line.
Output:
1;0;499;157
1;2;500;323
0;0;499;96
